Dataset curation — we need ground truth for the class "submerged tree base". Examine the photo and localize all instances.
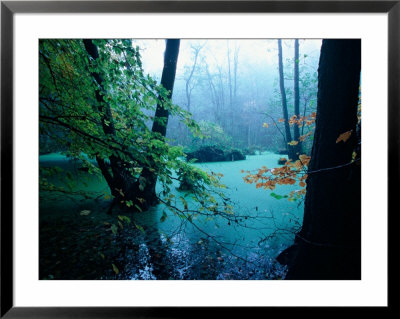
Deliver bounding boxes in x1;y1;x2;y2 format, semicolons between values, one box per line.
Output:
277;240;361;280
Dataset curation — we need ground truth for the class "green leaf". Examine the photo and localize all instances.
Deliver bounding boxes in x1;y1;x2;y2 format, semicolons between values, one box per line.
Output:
111;224;118;234
134;223;145;234
125;200;133;207
270;192;285;200
112;263;119;275
118;215;131;224
160;211;168;222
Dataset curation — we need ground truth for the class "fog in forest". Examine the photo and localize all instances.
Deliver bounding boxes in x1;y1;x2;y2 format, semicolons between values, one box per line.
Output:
136;39;321;153
39;38;361;281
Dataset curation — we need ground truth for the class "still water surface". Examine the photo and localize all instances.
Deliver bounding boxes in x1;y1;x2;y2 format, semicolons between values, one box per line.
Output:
40;152;303;279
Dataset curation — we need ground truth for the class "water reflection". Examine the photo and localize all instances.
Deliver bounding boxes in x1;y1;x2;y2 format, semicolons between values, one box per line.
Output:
40;152;302;280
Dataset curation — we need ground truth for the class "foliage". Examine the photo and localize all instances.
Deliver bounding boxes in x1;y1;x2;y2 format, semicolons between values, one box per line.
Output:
244;104;360;203
263;112;316;155
266;52;318;154
39;39;232;221
190;120;232;149
242;154;310;202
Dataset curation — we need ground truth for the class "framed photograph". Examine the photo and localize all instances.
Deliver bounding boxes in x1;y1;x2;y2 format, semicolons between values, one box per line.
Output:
1;0;394;317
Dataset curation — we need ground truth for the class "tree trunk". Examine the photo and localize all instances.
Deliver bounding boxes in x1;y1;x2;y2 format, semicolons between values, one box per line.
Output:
227;41;234;135
278;39;295;160
185;45;201;113
83;40;136;200
277;39;361;279
134;39;180;209
83;39;180;212
293;39;302;156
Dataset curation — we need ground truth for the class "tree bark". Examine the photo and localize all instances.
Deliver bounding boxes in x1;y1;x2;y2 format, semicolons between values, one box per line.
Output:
83;39;133;200
227;41;234;136
185;44;202;113
278;39;295;160
135;39;180;209
278;39;361;279
83;39;180;212
293;39;302;156
151;39;180;137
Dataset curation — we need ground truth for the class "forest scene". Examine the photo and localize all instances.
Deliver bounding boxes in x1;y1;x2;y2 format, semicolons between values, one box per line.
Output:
39;38;361;280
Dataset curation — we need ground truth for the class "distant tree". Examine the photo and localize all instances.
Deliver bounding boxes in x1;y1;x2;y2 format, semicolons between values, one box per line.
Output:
270;39;316;158
204;62;223;125
277;39;296;160
293;39;301;156
217;41;241;143
184;42;204;113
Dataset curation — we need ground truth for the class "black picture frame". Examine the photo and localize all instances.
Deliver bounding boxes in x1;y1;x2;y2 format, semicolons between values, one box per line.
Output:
1;0;395;317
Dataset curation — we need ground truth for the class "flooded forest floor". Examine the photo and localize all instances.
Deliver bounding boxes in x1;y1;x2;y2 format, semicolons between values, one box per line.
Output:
39;152;303;280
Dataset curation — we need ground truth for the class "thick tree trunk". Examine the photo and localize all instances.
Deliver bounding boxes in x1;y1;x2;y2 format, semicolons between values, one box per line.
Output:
278;39;295;160
83;39;135;200
151;39;180;137
83;39;180;212
134;39;180;209
293;39;302;156
278;39;361;279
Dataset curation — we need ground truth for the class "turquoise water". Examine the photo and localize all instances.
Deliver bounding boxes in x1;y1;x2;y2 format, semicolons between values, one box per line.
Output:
40;152;304;279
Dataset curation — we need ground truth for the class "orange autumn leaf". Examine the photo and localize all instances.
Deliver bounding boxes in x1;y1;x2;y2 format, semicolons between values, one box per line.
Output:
285;178;296;185
299;131;312;141
299;181;306;187
293;160;303;169
278;118;285;122
300;173;308;181
288;115;298;125
299;154;311;165
262;123;269;128
288;140;299;146
336;130;352;143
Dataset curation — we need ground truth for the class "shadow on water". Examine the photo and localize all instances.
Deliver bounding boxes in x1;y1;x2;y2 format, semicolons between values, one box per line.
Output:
117;208;224;280
138;212;171;280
